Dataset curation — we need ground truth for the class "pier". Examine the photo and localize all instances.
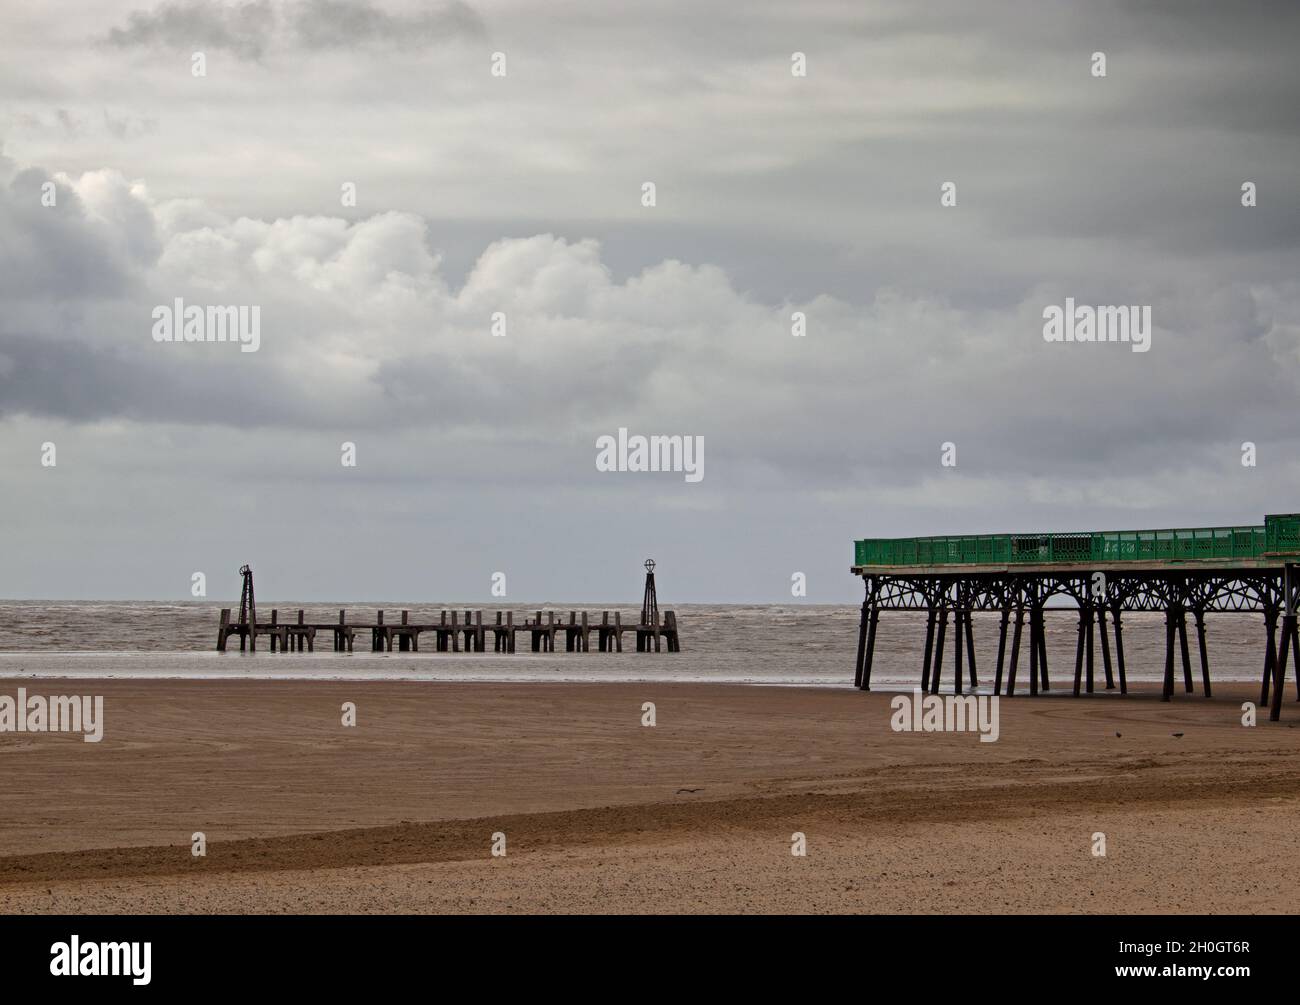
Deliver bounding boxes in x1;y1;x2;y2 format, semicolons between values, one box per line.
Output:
216;561;681;656
851;514;1300;721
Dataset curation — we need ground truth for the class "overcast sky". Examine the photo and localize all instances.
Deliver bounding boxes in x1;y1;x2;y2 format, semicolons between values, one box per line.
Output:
2;0;1299;603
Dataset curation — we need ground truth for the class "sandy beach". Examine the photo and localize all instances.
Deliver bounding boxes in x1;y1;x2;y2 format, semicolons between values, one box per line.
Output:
0;678;1296;913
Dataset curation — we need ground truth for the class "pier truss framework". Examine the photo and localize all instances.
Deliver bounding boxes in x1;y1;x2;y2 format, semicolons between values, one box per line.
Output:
852;565;1300;721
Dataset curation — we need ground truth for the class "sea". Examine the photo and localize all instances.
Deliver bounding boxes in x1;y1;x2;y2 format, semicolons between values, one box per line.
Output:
0;601;1272;689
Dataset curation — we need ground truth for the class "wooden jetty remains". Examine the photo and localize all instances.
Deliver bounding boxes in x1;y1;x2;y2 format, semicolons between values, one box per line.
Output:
216;561;681;655
851;513;1300;721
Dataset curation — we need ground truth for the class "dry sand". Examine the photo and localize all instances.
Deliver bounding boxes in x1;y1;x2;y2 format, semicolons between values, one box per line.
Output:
0;679;1297;913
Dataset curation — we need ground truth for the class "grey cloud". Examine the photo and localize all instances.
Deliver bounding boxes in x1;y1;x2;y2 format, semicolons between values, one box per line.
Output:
0;331;333;427
6;0;1300;601
0;168;149;300
106;0;277;60
1116;0;1300;54
289;0;485;49
55;109;82;136
0;334;141;422
103;0;483;60
2;203;1294;502
103;109;160;140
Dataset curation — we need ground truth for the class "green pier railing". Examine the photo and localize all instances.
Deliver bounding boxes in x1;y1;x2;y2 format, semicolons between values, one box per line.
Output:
854;513;1300;568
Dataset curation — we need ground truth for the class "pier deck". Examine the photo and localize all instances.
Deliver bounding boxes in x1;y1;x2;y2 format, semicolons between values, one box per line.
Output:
851;514;1300;722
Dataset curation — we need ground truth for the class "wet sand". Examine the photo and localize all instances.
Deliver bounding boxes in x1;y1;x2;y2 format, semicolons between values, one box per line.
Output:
0;679;1297;913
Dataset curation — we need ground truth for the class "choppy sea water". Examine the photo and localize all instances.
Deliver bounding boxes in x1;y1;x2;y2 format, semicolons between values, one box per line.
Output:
0;601;1273;688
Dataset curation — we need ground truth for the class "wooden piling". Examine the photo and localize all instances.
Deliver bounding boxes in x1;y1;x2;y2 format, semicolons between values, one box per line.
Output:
1292;621;1300;701
964;609;977;690
931;605;948;695
1261;608;1278;705
993;605;1010;695
1028;607;1039;697
1193;607;1211;697
1097;606;1114;690
920;605;937;693
1111;605;1127;694
1040;608;1050;686
953;601;964;696
1005;605;1024;696
854;599;870;689
1271;614;1295;722
1035;606;1049;691
1085;602;1095;694
1073;605;1087;697
862;604;879;691
1177;608;1194;694
1162;609;1177;701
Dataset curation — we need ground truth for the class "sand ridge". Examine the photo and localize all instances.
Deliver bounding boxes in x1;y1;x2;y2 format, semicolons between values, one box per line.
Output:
0;680;1296;912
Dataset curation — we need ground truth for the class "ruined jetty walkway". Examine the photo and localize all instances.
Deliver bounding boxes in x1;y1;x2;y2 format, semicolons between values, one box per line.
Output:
217;560;681;657
217;607;681;655
851;513;1300;721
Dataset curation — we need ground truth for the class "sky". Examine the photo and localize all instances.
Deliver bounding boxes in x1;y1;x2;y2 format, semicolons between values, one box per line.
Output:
1;0;1299;603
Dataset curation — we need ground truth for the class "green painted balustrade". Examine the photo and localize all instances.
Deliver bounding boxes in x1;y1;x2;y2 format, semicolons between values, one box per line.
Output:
854;514;1300;567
